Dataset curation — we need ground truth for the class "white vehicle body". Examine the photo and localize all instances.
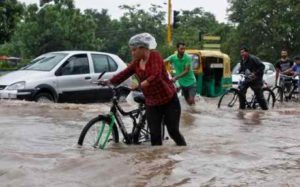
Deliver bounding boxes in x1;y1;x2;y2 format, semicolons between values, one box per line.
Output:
0;51;130;103
231;62;276;88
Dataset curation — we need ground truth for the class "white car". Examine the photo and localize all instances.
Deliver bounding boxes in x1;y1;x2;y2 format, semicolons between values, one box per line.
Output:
0;51;131;103
231;62;276;88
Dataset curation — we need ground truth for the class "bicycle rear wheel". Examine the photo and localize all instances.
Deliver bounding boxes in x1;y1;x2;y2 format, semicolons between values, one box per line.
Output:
262;87;275;108
289;87;300;102
78;115;119;149
218;88;240;110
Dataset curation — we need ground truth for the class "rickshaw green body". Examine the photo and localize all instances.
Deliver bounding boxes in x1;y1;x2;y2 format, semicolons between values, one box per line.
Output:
166;50;232;97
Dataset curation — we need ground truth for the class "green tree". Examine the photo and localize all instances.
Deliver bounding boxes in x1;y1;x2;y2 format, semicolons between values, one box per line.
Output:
227;0;300;63
10;0;102;58
2;0;237;66
117;4;167;61
0;0;24;43
174;8;219;44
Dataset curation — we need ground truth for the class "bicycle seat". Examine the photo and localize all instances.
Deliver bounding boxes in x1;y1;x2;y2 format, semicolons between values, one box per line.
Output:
133;93;145;104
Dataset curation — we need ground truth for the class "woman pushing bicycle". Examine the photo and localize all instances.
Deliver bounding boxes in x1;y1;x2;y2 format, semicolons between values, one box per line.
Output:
100;33;186;146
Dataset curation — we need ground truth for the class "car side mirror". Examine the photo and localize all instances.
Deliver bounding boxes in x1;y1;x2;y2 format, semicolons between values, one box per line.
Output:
55;68;63;76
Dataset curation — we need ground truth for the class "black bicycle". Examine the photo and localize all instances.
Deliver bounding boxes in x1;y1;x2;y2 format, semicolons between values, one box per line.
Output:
272;74;299;102
78;72;164;149
218;74;275;110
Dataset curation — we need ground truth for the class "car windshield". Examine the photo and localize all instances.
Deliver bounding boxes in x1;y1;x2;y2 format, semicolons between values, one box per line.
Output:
232;63;241;74
24;53;68;71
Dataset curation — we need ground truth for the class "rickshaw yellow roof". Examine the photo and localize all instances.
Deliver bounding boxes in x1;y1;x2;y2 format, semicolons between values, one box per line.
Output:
185;49;230;60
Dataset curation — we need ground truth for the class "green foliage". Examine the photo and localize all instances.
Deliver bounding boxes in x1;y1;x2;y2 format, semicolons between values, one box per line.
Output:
227;0;300;63
0;42;15;55
1;0;299;69
10;0;102;59
0;61;9;68
0;0;24;43
157;44;175;59
173;8;220;49
1;0;225;63
115;4;166;61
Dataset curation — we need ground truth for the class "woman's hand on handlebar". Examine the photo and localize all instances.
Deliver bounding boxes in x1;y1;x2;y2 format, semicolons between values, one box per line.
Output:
131;85;139;91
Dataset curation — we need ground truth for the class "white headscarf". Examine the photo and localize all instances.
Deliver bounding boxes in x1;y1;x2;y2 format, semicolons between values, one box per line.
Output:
128;33;157;50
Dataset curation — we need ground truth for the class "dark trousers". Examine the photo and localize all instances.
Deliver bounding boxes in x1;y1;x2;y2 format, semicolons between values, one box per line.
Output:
146;94;187;146
239;81;268;110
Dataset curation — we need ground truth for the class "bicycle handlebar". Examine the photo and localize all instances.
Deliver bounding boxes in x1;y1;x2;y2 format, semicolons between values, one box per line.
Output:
279;73;294;79
98;71;106;80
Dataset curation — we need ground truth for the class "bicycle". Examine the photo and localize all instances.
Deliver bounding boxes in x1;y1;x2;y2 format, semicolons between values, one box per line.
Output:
77;72;164;149
218;74;275;110
272;74;300;102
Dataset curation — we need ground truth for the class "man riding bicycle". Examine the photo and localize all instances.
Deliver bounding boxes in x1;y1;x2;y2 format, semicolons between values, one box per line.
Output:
289;55;300;89
238;46;268;110
291;55;300;71
275;49;294;90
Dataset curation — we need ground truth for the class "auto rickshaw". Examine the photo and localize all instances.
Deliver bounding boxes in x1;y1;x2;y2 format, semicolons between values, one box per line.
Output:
166;49;232;97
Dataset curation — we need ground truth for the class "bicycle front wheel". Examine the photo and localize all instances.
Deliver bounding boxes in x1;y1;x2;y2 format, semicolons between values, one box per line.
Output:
78;115;119;149
272;86;283;103
263;87;276;108
218;88;240;110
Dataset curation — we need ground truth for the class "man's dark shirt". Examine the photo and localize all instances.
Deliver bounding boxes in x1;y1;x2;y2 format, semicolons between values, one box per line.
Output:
239;54;265;82
275;59;294;72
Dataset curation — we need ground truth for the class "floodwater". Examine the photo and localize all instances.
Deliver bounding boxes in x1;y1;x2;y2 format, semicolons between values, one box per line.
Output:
0;97;299;187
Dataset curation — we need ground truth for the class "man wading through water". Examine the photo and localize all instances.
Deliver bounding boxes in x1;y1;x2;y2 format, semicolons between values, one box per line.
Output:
164;42;197;106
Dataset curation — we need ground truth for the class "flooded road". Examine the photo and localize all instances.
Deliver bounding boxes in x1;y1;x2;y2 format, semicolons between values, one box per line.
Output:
0;98;299;186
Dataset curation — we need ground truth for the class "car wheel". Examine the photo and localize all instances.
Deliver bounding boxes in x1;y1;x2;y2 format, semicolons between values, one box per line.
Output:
35;92;54;103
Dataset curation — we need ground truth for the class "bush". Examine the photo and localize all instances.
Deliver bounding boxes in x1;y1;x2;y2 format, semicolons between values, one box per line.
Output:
0;61;10;69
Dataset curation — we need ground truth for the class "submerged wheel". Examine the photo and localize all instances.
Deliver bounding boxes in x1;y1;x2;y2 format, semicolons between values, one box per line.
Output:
78;115;119;149
35;92;54;103
272;86;283;103
262;87;276;108
289;87;300;102
218;88;240;110
133;111;165;144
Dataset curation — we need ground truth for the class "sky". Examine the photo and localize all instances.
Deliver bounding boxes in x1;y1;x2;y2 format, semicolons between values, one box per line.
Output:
20;0;229;23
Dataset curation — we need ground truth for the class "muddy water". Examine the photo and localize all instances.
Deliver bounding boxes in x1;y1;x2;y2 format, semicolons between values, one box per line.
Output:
0;98;299;186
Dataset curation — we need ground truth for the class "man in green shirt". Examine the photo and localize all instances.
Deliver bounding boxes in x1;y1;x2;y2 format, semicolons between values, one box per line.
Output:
165;42;197;105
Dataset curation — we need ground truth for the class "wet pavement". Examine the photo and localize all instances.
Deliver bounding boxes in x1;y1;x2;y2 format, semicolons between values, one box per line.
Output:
0;98;299;186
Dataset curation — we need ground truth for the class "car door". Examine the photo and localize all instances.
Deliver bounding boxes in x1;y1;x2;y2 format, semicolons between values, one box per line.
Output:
263;63;276;87
89;53;119;101
55;53;94;103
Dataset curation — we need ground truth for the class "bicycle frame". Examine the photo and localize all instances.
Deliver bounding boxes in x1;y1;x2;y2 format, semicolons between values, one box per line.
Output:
97;83;148;148
237;74;267;109
109;95;146;144
79;71;150;149
278;74;299;101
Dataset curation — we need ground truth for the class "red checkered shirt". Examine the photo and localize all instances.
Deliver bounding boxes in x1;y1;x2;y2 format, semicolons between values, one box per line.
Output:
110;50;176;106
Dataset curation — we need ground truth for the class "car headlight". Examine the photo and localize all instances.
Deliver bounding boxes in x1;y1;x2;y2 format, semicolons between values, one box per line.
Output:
6;81;26;90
